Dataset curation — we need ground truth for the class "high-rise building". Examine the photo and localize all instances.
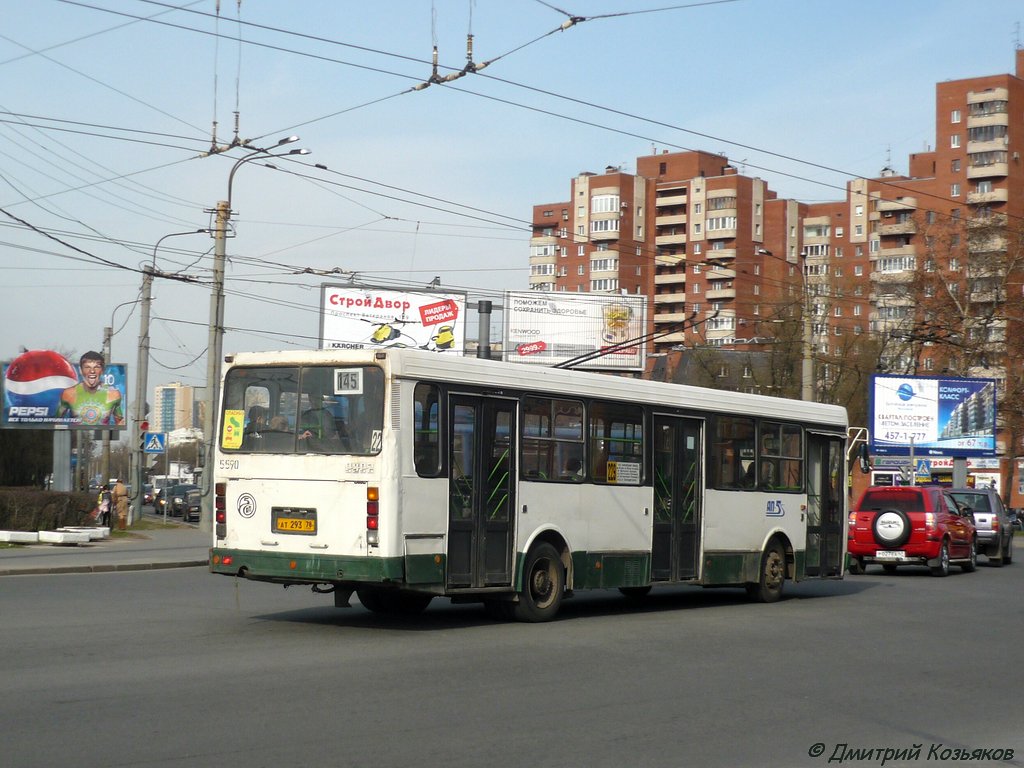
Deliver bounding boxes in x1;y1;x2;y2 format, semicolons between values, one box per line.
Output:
151;382;196;433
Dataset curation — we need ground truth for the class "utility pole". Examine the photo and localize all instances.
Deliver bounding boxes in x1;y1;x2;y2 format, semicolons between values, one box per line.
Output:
101;325;112;487
200;200;230;533
131;266;154;526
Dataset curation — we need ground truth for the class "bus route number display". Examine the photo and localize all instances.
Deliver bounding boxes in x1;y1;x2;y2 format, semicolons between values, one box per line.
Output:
334;368;363;395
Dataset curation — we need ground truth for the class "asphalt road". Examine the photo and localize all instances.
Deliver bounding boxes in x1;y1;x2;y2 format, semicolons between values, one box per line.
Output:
2;556;1023;768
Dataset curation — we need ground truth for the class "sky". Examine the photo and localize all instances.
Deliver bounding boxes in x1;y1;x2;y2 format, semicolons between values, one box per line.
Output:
2;0;1023;414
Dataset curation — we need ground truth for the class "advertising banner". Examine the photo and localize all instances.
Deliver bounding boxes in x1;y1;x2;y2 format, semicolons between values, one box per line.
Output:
2;349;128;430
869;374;996;457
319;285;467;354
502;292;647;371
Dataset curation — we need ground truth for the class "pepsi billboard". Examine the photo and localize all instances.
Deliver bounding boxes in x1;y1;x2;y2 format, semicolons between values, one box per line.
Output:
2;349;128;430
869;374;996;457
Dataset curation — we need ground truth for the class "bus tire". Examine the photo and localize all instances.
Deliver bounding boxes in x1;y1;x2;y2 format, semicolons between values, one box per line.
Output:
514;542;564;622
745;540;786;603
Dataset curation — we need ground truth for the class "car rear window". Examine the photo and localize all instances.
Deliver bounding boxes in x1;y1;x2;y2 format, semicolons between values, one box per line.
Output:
858;489;927;512
949;493;990;513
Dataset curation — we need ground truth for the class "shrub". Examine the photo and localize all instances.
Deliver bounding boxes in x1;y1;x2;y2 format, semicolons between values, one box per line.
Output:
0;488;96;531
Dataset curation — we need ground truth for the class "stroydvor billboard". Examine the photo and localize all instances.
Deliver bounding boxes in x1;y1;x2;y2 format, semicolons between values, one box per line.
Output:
502;292;648;371
2;349;128;430
319;285;468;354
869;374;996;457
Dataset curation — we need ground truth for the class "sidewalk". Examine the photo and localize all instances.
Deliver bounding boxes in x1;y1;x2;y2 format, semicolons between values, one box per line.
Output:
0;526;210;576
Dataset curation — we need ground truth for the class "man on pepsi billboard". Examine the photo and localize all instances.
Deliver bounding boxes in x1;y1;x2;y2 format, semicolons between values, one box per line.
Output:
56;351;125;426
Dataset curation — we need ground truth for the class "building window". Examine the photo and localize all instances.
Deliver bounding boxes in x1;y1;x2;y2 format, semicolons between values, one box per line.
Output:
694;202;702;214
977;180;993;194
854;305;861;317
577;265;585;275
591;194;620;213
951;108;961;123
951;158;960;173
854;224;863;236
951;183;960;197
951;134;960;148
577;245;585;256
854;204;864;216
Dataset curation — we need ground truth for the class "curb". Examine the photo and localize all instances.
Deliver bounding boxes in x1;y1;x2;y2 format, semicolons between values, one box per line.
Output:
0;559;209;577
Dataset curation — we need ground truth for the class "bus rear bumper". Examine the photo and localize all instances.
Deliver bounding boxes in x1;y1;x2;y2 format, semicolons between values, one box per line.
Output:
210;547;403;585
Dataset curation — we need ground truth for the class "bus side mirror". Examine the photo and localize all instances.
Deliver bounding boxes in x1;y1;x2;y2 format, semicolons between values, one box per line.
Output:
858;443;871;475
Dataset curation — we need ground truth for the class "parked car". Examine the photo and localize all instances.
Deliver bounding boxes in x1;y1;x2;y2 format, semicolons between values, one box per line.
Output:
848;485;977;576
158;484;198;517
143;484;154;505
183;488;201;524
947;488;1014;566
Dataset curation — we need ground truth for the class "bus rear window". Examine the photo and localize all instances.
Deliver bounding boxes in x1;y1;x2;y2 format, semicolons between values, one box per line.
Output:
220;365;384;455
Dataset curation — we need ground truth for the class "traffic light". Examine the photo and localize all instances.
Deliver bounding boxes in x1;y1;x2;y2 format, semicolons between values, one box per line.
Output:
139;420;149;452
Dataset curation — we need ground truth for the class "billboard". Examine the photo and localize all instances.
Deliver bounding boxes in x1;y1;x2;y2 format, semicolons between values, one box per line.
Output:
869;374;996;457
2;349;128;430
320;285;467;354
502;292;648;371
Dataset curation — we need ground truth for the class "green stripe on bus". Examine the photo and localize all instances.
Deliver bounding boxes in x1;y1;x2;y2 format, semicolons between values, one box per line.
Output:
210;548;403;582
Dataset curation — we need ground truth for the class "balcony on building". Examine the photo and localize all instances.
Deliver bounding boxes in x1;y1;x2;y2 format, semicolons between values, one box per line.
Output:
655;213;687;227
967;110;1010;129
705;262;736;279
654;272;687;287
704;248;736;264
653;310;693;324
655;233;687;246
876;197;918;213
874;244;916;259
706;227;736;240
966;188;1009;204
655;251;685;267
966;137;1008;155
870;269;915;286
967;161;1009;179
654;290;688;304
529;275;555;288
655;186;687;207
878;219;917;236
705;286;736;301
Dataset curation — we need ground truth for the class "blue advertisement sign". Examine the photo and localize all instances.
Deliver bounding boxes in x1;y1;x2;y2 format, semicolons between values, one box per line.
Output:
869;374;996;457
2;349;128;430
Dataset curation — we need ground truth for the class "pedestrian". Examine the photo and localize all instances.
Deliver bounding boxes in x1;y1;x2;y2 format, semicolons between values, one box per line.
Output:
113;478;128;530
97;484;112;527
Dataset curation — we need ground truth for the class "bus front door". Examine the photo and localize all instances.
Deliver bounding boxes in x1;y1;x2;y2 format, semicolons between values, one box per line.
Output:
447;396;515;589
652;416;703;582
805;434;845;577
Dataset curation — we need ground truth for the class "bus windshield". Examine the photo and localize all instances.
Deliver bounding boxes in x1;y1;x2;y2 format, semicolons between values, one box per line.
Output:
220;364;384;455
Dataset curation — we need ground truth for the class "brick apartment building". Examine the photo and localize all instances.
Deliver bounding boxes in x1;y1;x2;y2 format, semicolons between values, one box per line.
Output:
529;48;1024;502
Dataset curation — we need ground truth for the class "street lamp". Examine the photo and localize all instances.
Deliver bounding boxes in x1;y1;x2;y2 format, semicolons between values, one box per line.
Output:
200;137;311;531
129;229;208;525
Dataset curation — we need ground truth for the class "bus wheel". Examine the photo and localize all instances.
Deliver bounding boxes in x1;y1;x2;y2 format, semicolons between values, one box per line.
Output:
514;542;564;622
745;540;786;603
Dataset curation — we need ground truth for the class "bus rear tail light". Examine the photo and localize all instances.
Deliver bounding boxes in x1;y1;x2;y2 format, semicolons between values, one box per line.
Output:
215;482;227;539
366;486;379;546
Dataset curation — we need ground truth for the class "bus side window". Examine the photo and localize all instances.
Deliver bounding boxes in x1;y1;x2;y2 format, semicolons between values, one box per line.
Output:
711;415;755;490
414;383;441;476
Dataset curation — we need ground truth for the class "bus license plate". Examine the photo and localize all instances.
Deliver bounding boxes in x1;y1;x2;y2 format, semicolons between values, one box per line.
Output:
874;550;905;561
272;507;317;535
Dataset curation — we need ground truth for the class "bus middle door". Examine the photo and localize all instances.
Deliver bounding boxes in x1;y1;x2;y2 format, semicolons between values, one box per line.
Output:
447;395;515;590
652;415;703;582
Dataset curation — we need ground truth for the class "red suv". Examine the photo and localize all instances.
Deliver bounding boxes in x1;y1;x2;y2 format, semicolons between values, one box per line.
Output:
848;486;977;577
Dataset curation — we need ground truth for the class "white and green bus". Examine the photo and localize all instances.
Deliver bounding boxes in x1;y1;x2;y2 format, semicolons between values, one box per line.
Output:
209;348;849;621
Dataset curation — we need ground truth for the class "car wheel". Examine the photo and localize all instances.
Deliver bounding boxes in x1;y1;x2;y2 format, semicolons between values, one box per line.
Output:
848;556;865;575
961;538;977;573
1004;535;1013;565
872;508;911;548
930;539;950;577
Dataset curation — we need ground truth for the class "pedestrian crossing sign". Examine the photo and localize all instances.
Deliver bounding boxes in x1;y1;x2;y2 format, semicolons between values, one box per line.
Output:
143;432;167;454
